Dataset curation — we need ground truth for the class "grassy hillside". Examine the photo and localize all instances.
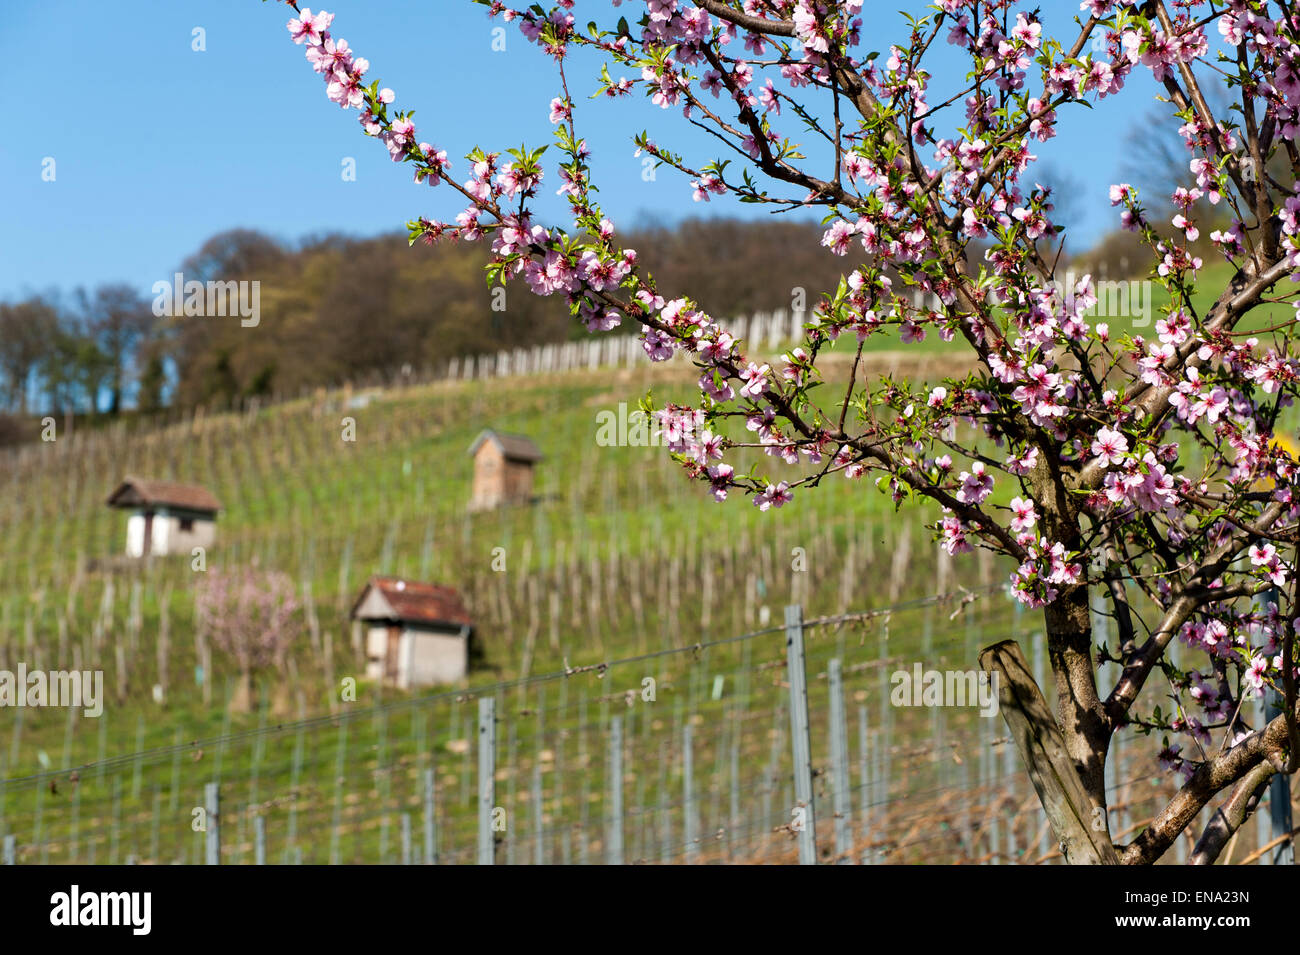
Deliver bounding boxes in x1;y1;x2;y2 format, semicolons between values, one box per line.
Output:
0;348;1045;864
0;348;981;701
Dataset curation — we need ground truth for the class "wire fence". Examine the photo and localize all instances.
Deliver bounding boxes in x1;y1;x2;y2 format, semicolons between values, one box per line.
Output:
0;586;1288;865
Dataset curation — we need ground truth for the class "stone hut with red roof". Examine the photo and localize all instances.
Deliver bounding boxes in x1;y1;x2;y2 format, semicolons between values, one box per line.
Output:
350;576;476;687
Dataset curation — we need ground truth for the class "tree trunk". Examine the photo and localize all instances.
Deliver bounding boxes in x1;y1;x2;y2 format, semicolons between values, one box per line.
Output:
270;680;294;718
230;669;254;713
982;578;1127;863
1043;584;1112;812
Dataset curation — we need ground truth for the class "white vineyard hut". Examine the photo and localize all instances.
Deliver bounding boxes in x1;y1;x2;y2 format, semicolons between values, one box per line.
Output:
106;477;221;558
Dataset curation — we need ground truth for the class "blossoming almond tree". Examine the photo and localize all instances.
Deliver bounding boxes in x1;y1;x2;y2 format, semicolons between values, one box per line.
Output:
263;0;1300;864
195;566;301;713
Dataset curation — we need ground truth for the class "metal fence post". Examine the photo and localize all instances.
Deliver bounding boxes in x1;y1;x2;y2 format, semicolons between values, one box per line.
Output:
204;782;220;865
254;815;266;865
1255;698;1271;865
785;605;818;864
2;835;14;865
877;621;892;825
423;767;438;865
607;715;624;865
828;658;851;864
1266;687;1295;864
531;764;544;866
728;736;740;862
857;705;872;865
684;723;697;862
1032;630;1046;693
477;696;496;865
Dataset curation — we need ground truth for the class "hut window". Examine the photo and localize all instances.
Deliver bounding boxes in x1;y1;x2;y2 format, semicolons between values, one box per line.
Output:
179;517;194;532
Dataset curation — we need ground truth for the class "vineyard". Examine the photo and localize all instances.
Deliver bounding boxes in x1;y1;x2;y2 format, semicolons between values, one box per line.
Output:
0;586;1272;866
0;341;1293;864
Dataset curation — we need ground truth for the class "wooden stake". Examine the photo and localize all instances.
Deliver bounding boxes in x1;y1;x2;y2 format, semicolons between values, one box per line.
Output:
978;640;1118;865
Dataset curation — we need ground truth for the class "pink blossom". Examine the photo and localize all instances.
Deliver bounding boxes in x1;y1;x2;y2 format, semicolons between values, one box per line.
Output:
956;461;994;505
821;220;854;255
754;481;793;511
1009;497;1037;533
288;8;333;45
1243;653;1269;698
1091;427;1129;468
1251;542;1277;566
739;362;770;399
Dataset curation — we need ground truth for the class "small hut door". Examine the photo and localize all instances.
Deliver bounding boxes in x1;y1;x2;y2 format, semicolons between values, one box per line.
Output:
385;626;402;682
141;511;154;557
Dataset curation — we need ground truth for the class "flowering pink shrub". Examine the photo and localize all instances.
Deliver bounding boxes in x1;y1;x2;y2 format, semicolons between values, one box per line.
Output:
264;0;1300;863
194;566;301;680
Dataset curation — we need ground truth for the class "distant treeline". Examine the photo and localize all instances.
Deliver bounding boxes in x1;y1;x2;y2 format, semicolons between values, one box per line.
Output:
0;217;883;441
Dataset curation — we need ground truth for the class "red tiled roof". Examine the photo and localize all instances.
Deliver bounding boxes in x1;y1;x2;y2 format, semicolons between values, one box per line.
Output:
351;576;474;628
106;477;222;513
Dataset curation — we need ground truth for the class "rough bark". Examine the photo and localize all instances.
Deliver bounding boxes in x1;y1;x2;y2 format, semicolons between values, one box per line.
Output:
1044;585;1111;809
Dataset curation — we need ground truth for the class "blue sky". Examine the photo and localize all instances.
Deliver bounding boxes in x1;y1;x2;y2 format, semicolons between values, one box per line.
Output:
0;1;1169;304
